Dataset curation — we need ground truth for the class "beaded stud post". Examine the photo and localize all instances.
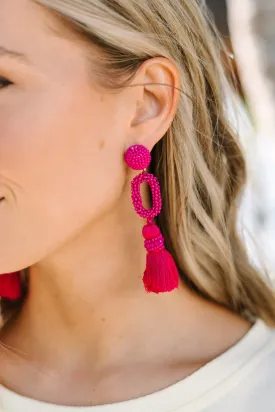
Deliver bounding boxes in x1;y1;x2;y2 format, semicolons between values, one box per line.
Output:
124;144;179;293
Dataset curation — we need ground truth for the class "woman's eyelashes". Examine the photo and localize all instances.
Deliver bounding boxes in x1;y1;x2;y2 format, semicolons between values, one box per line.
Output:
0;76;13;89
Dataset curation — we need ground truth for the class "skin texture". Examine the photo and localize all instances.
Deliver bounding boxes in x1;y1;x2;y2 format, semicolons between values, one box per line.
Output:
0;0;252;407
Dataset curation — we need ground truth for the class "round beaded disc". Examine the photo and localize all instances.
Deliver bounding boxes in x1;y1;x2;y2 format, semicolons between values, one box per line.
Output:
124;145;151;171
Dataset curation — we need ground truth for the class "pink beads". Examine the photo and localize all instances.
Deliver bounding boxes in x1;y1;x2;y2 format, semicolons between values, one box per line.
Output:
144;235;165;252
125;144;162;221
124;145;151;171
143;224;165;252
131;172;162;220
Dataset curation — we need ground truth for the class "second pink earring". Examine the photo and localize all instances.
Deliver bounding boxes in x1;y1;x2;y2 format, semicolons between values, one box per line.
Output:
124;144;179;293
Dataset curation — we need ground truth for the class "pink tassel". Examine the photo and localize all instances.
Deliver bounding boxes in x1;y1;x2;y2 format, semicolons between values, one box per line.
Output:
143;249;179;293
0;272;21;300
142;224;179;293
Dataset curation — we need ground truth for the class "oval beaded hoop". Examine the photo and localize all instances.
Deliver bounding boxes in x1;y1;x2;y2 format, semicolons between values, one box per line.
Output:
131;172;162;221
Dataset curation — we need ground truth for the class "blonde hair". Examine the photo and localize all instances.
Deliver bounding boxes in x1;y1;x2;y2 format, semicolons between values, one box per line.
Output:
2;0;275;325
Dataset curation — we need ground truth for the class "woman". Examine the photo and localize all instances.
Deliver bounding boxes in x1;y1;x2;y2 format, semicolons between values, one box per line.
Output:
0;0;275;411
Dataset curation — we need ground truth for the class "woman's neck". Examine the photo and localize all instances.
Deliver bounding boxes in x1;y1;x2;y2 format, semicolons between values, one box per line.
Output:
0;195;190;366
0;194;252;405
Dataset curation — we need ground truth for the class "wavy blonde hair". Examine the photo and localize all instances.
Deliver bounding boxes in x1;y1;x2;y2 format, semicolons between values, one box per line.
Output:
2;0;275;326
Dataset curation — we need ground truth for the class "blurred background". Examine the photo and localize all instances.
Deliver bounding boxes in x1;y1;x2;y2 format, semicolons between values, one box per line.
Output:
206;0;275;279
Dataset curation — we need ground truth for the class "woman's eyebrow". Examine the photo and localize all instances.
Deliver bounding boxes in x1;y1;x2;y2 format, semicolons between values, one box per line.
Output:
0;46;29;63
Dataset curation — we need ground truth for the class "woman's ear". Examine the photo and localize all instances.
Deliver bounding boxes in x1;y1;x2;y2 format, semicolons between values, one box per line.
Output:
128;57;181;150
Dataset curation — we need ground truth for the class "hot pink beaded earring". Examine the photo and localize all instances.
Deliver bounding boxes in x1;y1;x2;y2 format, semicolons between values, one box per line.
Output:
125;144;179;293
0;272;21;299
